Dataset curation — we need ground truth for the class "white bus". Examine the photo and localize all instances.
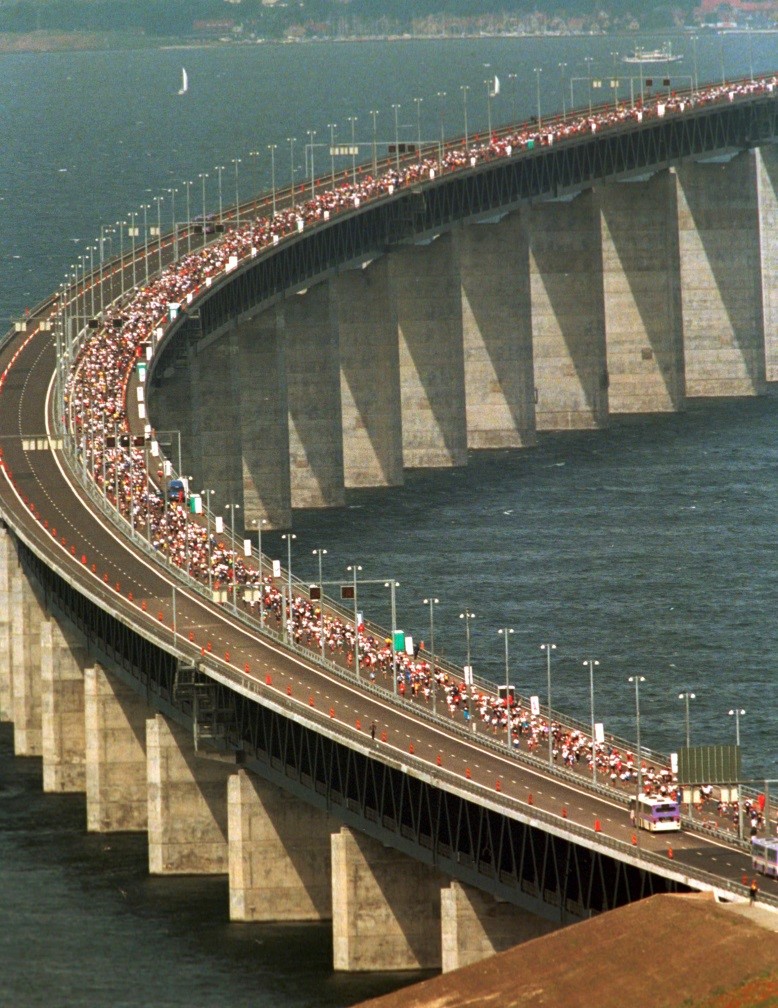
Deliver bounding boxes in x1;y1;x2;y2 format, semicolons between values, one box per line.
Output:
751;837;778;878
629;794;681;832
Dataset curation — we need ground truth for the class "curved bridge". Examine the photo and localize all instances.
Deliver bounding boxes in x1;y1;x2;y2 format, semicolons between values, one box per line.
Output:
1;79;776;974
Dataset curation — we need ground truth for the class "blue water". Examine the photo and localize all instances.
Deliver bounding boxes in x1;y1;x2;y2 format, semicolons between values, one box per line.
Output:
0;32;776;1007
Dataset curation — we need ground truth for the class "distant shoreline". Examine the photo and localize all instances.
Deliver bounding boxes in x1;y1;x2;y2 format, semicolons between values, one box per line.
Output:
2;26;771;56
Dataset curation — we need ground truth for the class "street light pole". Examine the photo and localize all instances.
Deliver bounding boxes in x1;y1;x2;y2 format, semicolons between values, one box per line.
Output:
312;548;327;660
436;91;446;162
413;97;423;151
369;109;378;175
287;137;296;200
629;675;646;804
248;150;260;213
507;72;518;122
385;579;400;695
165;189;177;260
346;564;362;672
391;104;401;172
460;85;470;151
229;157;241;226
282;532;296;615
225;503;241;609
498;628;514;750
201;488;215;594
252;517;267;625
679;691;696;750
459;610;475;673
541;643;557;766
153;195;163;273
268;144;277;216
327;122;337;187
729;707;746;839
214;164;225;225
347;116;357;184
558;62;567;119
533;66;542;128
423;598;440;714
584;659;600;782
307;129;317;197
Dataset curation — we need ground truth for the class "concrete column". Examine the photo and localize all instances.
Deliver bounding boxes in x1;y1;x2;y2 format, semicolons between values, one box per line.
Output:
756;146;778;382
84;664;149;832
233;309;292;528
677;152;766;397
335;260;404;488
283;283;345;508
147;713;231;874
527;192;609;429
390;234;467;469
331;826;445;972
440;880;558;973
228;769;337;921
457;215;536;448
40;620;86;793
190;326;243;510
600;170;685;413
10;564;45;756
0;528;14;722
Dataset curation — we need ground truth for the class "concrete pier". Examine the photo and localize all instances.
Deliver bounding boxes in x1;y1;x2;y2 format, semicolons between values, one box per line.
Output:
10;560;46;756
84;664;150;832
440;880;557;973
233;310;292;529
600;171;685;413
0;529;15;722
335;260;404;488
457;215;537;448
40;620;87;793
677;153;766;397
528;192;609;429
756;146;778;382
228;770;337;921
283;284;345;508
391;235;468;469
146;713;231;874
331;826;446;971
190;325;244;508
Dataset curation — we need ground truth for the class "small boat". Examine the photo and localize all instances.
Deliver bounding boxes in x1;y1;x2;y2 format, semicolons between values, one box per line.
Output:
177;67;188;95
622;46;683;65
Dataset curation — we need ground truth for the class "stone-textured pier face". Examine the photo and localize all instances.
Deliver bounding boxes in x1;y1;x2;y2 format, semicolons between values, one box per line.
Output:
527;192;608;430
0;529;16;722
233;311;292;529
40;620;86;793
756;146;778;382
146;714;232;875
600;171;685;414
284;283;345;508
10;559;46;756
390;235;468;469
457;215;537;448
228;769;337;922
440;880;558;973
332;826;446;971
84;664;149;833
677;152;766;397
190;325;244;508
335;260;404;489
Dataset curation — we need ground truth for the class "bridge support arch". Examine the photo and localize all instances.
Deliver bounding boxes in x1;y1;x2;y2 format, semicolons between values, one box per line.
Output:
757;145;778;381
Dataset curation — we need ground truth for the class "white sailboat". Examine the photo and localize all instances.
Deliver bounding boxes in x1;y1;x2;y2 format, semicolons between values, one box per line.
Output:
177;67;188;96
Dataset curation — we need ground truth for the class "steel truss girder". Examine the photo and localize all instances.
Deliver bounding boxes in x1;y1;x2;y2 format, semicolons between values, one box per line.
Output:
18;536;686;920
181;95;777;343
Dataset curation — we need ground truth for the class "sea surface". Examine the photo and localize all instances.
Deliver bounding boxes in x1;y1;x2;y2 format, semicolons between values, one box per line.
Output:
0;32;775;1007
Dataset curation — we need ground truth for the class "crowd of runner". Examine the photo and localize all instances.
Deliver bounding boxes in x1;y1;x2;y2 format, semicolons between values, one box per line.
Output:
60;75;777;825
